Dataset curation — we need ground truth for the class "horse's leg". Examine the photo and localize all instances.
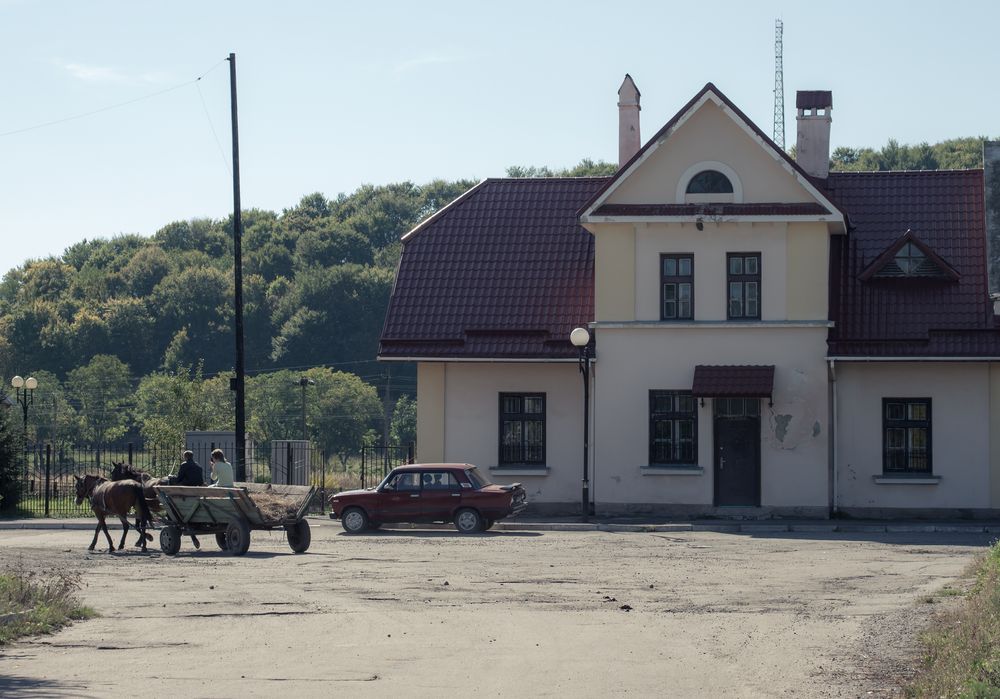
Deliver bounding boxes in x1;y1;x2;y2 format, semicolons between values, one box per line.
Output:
89;518;101;551
118;515;129;550
98;513;115;553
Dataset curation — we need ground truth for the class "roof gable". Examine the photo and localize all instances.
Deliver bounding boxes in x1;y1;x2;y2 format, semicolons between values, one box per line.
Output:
580;83;844;228
858;230;960;282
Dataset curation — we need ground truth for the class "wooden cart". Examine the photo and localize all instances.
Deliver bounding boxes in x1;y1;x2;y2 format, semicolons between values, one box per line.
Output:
153;483;315;556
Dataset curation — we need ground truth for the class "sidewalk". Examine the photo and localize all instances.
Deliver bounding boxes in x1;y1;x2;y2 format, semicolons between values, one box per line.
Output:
3;515;999;535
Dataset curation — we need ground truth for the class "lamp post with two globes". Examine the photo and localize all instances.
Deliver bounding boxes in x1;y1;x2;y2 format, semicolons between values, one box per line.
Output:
10;375;38;450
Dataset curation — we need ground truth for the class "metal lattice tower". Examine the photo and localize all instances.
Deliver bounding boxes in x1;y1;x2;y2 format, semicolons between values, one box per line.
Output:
773;19;785;149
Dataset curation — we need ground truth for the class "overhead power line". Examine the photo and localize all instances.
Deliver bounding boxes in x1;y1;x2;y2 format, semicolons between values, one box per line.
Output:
0;59;228;139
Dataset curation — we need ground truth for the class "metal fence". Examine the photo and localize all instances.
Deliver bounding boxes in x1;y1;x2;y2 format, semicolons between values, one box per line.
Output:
9;441;415;518
11;441;329;518
360;444;414;488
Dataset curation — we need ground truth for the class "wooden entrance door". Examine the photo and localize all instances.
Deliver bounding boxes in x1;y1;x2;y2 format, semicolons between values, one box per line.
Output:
713;398;761;506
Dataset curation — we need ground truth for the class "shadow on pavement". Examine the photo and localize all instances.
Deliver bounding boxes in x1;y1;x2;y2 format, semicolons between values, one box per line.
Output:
0;674;96;699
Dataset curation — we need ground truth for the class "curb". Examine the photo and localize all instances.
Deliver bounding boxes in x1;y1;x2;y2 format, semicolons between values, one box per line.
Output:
1;519;998;535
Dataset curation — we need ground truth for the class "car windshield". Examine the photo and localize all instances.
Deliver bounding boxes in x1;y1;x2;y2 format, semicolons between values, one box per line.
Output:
464;466;493;489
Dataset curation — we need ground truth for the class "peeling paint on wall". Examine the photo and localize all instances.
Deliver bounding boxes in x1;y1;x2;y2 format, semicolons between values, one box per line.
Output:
774;415;792;442
764;367;822;451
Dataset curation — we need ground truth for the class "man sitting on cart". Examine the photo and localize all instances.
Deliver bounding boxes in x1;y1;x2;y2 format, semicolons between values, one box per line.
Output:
208;449;234;488
166;450;205;487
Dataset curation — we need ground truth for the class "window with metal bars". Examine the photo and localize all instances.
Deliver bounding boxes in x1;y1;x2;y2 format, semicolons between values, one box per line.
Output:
649;391;697;464
883;398;931;474
499;393;545;466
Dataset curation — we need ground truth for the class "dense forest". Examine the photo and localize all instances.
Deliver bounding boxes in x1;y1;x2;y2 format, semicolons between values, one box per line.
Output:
0;139;989;455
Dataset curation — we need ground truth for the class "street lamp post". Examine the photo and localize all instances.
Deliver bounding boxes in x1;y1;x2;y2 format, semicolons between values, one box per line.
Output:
297;377;316;441
10;375;38;449
570;328;592;522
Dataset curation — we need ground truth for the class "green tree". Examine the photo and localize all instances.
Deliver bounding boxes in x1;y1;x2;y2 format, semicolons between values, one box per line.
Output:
134;364;233;450
29;370;78;449
0;407;19;512
308;369;383;466
506;158;617;178
389;395;417;447
67;355;132;445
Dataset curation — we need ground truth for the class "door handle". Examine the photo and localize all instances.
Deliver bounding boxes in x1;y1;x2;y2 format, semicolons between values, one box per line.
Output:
409;493;420;498
451;493;461;497
720;457;726;470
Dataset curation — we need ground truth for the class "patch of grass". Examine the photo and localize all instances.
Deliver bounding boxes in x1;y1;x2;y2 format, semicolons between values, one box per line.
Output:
907;542;1000;697
0;563;95;645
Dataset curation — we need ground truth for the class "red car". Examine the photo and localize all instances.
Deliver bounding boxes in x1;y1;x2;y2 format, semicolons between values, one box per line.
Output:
329;463;527;534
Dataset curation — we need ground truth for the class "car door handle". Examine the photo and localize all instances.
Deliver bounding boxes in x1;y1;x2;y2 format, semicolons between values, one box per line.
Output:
409;493;420;498
451;493;461;497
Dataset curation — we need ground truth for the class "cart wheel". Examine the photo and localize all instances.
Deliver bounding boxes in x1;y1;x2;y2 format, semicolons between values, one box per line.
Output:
215;533;228;551
286;519;311;553
160;525;181;555
226;519;251;556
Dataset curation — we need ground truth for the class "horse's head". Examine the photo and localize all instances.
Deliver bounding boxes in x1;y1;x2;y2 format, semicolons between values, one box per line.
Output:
74;474;103;505
110;461;141;481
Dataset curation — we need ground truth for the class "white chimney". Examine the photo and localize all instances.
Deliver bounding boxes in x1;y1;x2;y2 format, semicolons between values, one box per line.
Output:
795;90;833;178
618;74;641;167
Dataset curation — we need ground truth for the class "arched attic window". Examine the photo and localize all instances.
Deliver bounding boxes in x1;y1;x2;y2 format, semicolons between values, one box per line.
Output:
685;170;734;194
677;161;742;204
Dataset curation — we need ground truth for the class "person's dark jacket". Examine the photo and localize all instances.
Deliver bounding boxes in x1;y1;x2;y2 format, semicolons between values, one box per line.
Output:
175;459;205;486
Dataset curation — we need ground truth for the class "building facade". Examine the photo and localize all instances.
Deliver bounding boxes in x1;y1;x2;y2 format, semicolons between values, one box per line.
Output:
379;77;1000;518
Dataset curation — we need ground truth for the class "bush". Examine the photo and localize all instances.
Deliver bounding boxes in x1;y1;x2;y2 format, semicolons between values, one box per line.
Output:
0;408;19;513
0;562;94;644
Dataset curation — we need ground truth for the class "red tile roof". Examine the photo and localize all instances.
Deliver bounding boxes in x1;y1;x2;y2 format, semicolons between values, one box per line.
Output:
379;177;607;359
827;169;1000;357
692;365;775;398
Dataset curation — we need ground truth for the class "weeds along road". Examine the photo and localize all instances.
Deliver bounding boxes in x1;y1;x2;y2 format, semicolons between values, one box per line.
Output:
0;522;991;698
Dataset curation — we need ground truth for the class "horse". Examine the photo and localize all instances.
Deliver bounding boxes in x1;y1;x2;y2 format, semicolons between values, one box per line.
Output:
74;474;153;553
110;462;200;550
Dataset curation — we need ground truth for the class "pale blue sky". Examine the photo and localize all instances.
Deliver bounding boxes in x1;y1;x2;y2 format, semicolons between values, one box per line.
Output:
2;0;998;272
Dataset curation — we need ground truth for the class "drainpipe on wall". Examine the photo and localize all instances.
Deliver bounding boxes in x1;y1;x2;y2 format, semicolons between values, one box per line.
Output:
828;359;839;516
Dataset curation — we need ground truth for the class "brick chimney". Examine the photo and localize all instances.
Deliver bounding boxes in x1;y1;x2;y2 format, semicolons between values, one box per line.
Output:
985;142;1000;313
618;74;641;167
795;90;833;178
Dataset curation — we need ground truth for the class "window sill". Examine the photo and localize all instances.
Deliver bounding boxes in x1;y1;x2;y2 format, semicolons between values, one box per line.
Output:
640;465;704;476
490;466;549;477
873;474;941;485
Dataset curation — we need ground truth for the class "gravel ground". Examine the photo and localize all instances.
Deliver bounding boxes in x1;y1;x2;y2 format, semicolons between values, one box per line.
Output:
0;520;991;698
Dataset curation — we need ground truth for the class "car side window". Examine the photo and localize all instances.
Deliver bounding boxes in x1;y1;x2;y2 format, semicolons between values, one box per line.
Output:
422;471;460;490
387;473;420;492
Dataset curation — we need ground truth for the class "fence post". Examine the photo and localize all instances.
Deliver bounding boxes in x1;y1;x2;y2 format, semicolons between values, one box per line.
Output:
128;442;134;465
44;444;51;517
320;450;326;515
286;442;293;486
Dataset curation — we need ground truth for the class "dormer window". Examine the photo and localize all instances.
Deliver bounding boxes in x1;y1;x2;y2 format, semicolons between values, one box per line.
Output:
859;231;960;282
891;243;931;277
685;170;734;195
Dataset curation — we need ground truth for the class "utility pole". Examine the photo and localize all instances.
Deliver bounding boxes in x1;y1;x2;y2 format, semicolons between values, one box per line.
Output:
298;377;315;441
228;52;247;481
382;366;392;446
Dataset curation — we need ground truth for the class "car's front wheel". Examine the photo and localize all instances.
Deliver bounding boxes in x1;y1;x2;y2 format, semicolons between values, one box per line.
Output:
454;508;483;534
341;507;370;534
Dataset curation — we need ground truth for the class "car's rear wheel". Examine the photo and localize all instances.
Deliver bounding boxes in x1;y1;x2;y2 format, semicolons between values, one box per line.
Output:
341;507;369;534
454;508;483;534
